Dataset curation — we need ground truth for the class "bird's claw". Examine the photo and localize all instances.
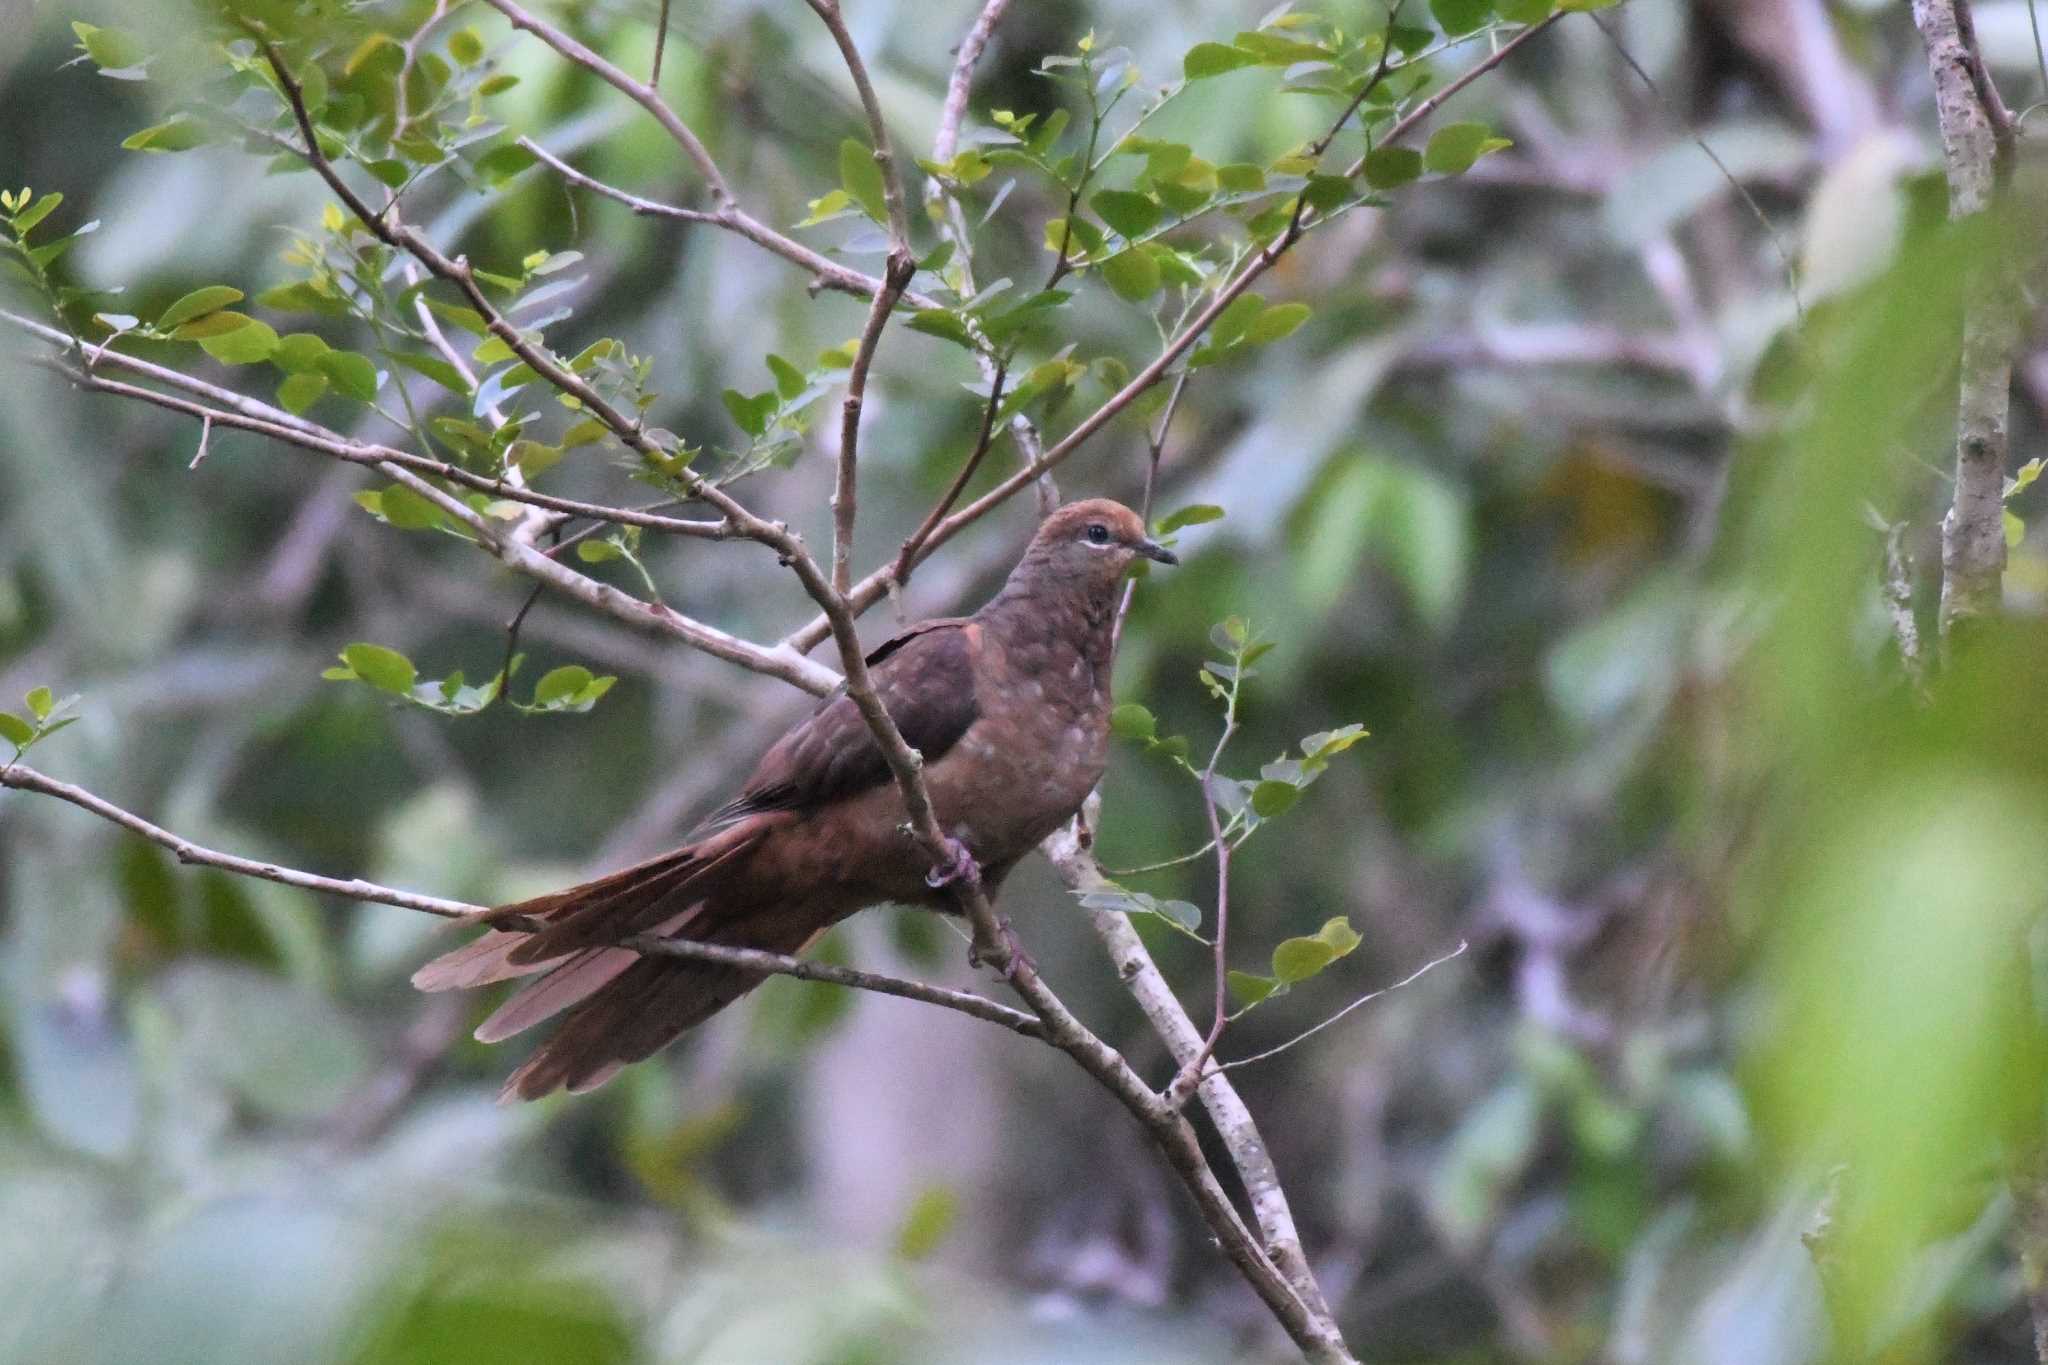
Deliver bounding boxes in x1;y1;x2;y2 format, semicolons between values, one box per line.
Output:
926;835;982;891
969;914;1037;982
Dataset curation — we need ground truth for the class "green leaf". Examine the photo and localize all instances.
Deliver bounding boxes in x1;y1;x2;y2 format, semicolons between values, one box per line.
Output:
1184;42;1260;79
25;686;53;720
448;26;485;65
1302;723;1370;761
1363;145;1424;188
1246;301;1311;346
1315;915;1362;957
276;371;329;414
72;21;147;71
377;484;444;530
390;351;471;394
1251;780;1302;818
197;316;280;365
1109;703;1157;741
894;1186;960;1262
721;388;776;438
1091;188;1162;239
534;665;594;706
798;188;855;228
1558;0;1621;9
271;332;332;373
1228;970;1279;1006
1231;30;1329;64
13;192;62;234
1303;174;1352;213
1429;0;1494;36
1211;293;1268;348
510;440;563;480
474;142;536;186
317;350;379;401
1100;248;1162;301
121;117;210;153
339;643;417;695
0;712;32;747
1424;121;1510;175
1157;504;1225;534
907;309;975;348
1217;163;1267;193
766;353;807;401
839;139;889;223
577;539;623;563
170;310;255;340
1497;0;1554;20
1273;933;1342;984
2005;509;2026;549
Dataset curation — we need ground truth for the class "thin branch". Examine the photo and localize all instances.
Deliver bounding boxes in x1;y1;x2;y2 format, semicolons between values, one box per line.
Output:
834;252;917;594
803;0;914;252
1220;940;1470;1071
483;0;732;209
1913;0;2016;636
651;0;672;85
1590;13;1805;326
21;352;834;694
889;359;1010;590
933;0;1011;166
1112;370;1187;653
1879;518;1930;697
517;137;944;310
1043;811;1346;1344
784;15;1567;657
0;762;1046;1038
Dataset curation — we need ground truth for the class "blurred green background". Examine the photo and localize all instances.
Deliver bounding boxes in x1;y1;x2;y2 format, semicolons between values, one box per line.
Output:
6;0;2048;1361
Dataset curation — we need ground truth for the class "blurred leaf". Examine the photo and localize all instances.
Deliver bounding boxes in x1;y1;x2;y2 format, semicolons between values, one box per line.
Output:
893;1186;960;1261
339;643;417;694
1184;42;1260;78
1423;122;1511;175
838;139;888;223
156;285;243;330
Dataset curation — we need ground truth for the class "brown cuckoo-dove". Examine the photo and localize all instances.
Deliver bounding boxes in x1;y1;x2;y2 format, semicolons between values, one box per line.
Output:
413;499;1176;1101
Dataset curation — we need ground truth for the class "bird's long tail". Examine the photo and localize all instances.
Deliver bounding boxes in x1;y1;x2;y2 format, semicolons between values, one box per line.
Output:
411;819;814;1102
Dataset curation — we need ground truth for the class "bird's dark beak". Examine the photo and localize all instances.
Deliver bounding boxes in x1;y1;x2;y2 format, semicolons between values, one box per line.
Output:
1135;538;1179;566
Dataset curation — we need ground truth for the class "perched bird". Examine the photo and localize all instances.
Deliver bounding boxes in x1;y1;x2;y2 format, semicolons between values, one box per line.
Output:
414;498;1178;1101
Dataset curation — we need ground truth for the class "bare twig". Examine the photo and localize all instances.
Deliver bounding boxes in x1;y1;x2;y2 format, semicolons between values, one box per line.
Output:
889;360;1010;590
18;344;833;693
483;0;731;209
0;762;1045;1037
803;0;914;253
1221;940;1470;1071
518;137;943;310
834;253;917;594
1044;810;1343;1338
1880;519;1930;697
788;18;1570;657
1912;0;2016;637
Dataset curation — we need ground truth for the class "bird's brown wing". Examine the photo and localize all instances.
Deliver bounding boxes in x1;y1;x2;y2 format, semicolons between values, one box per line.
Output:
705;618;981;824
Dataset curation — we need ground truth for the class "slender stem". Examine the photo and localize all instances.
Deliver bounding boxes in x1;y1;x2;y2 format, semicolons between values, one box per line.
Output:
1220;940;1469;1071
834;252;916;594
803;0;915;253
0;762;1044;1037
483;0;733;209
890;361;1011;589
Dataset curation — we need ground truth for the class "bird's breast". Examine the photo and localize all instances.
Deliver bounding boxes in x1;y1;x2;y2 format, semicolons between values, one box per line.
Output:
924;635;1110;865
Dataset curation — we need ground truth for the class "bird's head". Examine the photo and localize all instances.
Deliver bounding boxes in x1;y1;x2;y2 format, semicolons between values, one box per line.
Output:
1013;498;1178;590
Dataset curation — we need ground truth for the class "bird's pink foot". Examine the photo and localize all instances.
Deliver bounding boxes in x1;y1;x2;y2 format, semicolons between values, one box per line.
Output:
969;914;1037;981
925;835;982;891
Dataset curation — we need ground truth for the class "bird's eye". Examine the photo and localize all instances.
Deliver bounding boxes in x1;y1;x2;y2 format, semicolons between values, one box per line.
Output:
1086;523;1111;545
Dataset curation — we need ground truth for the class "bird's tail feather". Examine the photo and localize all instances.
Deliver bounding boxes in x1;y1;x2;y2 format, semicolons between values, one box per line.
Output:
408;817;821;1102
